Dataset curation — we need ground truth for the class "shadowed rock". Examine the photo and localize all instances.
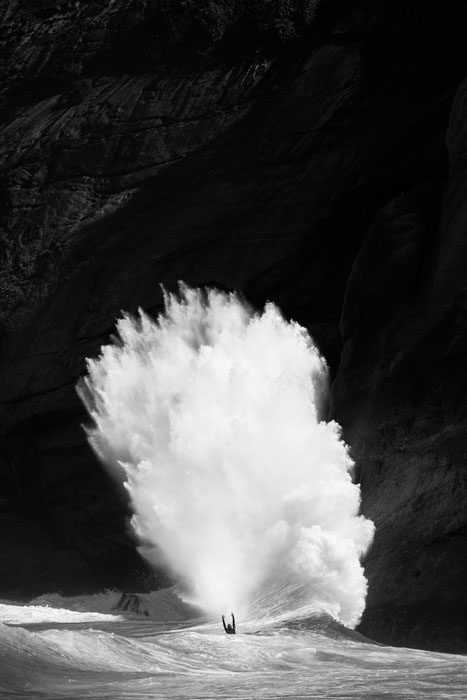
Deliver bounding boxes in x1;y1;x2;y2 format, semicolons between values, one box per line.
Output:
1;0;467;652
112;592;149;616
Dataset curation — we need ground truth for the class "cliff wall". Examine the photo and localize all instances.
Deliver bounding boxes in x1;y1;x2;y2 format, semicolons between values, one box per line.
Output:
1;0;466;651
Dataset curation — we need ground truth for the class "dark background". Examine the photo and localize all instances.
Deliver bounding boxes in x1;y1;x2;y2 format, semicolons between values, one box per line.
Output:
1;0;467;652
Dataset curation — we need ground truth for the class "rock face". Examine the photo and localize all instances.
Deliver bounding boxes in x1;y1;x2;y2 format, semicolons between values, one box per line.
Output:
1;1;467;651
112;592;149;616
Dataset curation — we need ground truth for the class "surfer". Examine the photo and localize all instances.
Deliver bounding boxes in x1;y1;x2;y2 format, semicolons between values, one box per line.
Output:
222;613;236;634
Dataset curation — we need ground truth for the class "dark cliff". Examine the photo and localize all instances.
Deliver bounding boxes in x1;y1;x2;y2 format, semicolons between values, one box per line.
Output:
1;0;466;652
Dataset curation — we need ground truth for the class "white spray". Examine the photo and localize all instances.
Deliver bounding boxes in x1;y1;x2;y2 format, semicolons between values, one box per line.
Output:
78;285;374;627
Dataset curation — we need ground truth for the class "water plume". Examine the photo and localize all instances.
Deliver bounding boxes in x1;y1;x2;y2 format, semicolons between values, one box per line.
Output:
78;285;374;627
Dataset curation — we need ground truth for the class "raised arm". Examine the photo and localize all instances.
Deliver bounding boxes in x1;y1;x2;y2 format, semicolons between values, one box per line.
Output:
231;613;235;632
222;615;228;632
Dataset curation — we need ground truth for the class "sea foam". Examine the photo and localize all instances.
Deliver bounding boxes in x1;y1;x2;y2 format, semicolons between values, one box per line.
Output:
78;285;374;626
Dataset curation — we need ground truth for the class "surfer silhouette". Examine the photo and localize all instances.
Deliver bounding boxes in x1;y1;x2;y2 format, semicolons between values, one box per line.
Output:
222;613;236;634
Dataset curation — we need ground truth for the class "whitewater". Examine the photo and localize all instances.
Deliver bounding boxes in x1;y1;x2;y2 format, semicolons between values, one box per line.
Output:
1;286;465;698
78;285;373;626
1;591;466;699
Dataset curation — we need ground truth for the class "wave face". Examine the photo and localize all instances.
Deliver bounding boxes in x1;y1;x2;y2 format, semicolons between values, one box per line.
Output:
78;286;374;626
2;595;467;700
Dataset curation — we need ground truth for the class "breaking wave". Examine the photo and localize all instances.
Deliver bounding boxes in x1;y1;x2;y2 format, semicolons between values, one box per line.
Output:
1;591;465;700
78;285;374;627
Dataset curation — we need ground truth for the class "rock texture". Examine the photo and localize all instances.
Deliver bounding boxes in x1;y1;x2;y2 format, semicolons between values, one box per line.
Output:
112;592;149;616
1;0;467;651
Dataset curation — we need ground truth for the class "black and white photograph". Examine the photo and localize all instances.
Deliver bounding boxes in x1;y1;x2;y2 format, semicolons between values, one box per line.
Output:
0;1;466;698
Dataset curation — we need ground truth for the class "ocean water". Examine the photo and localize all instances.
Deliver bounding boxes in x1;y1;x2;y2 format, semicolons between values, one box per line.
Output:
1;589;465;700
3;288;463;698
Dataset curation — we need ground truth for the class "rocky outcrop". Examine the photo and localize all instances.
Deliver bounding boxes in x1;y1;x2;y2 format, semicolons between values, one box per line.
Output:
1;0;467;651
332;178;467;652
112;592;149;616
329;66;467;652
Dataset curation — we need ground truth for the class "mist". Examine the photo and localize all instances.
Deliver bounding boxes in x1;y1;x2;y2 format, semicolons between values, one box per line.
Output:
78;285;374;627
